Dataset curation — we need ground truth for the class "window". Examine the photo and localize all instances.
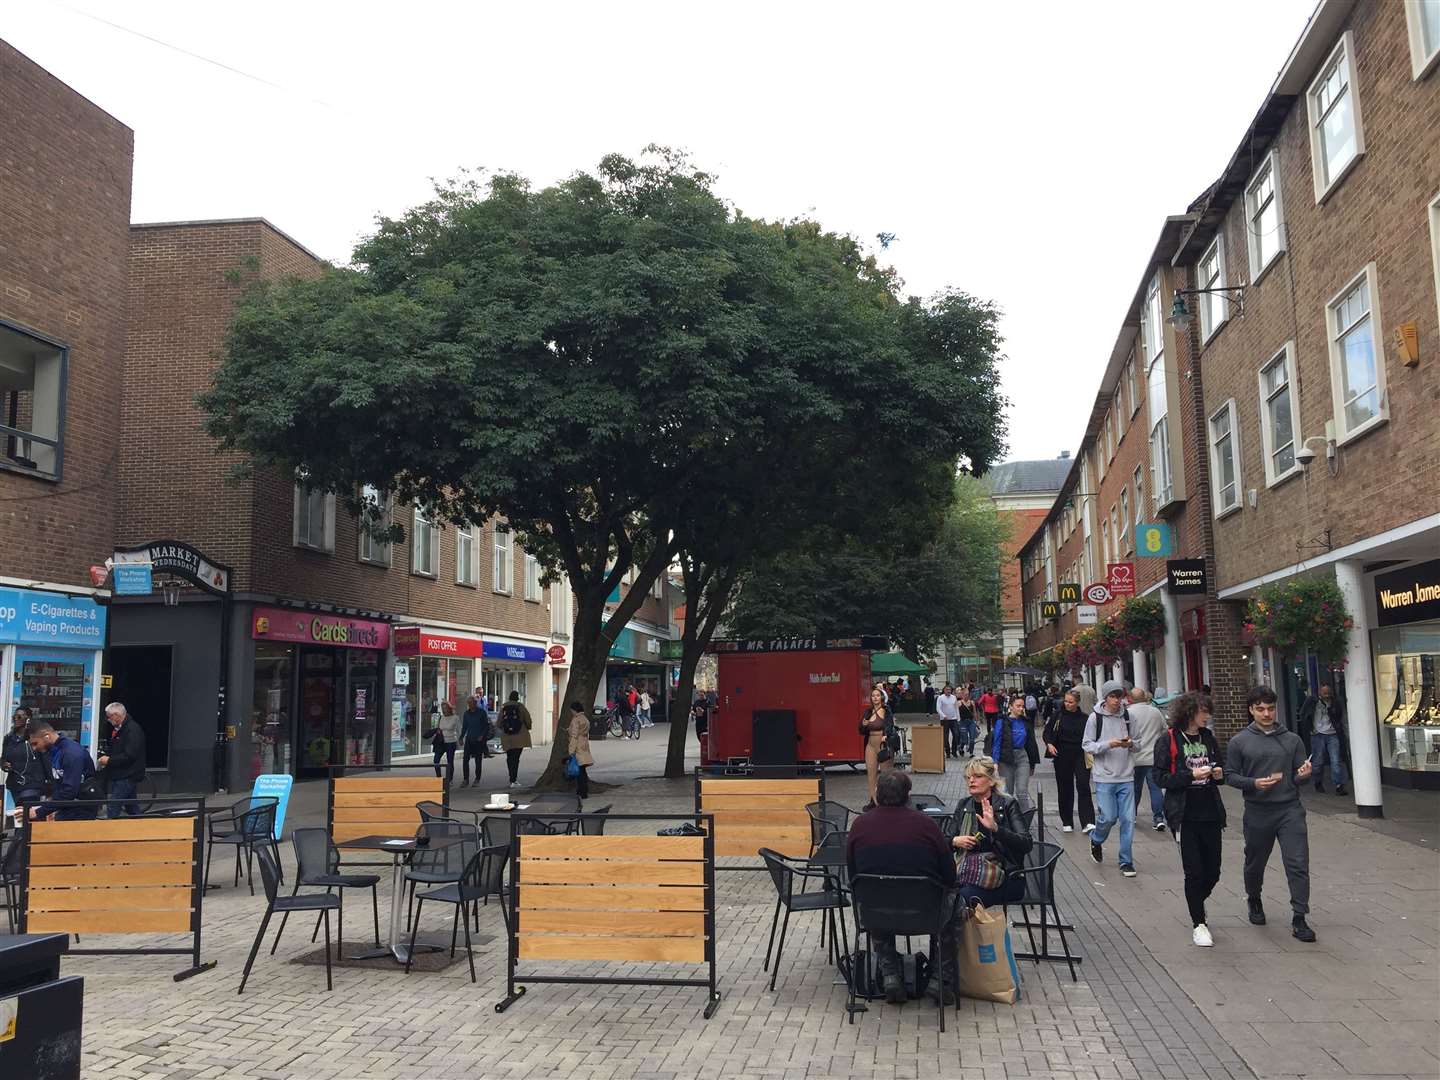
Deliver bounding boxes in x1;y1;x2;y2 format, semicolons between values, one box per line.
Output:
293;483;335;552
412;504;438;576
524;553;541;601
1118;488;1130;550
550;579;570;638
652;573;664;600
1258;344;1301;485
492;525;512;593
1306;32;1365;201
1197;237;1228;342
0;321;67;480
1326;264;1387;442
1244;152;1286;279
456;526;478;585
1126;351;1139;418
1406;0;1440;79
1133;466;1144;533
1100;519;1111;567
357;485;391;566
1143;275;1173;511
1431;192;1440;331
1208;400;1242;517
1108;506;1121;561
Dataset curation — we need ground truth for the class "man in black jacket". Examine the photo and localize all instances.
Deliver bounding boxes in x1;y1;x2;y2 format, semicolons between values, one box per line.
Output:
99;702;146;818
3;707;47;826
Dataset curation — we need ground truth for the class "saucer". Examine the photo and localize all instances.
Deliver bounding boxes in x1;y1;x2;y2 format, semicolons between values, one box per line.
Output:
484;802;514;810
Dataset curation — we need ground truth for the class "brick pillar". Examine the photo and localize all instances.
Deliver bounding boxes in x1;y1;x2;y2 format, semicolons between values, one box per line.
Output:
1204;598;1250;743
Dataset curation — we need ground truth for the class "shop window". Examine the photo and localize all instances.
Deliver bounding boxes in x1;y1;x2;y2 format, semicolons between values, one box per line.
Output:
412;504;438;576
1208;399;1242;517
249;643;294;781
1258;343;1301;486
457;526;478;586
524;553;541;601
1326;264;1387;444
0;320;66;480
1374;625;1440;773
1409;0;1440;79
294;483;335;552
358;484;392;566
493;525;512;593
1306;31;1365;202
1244;152;1286;280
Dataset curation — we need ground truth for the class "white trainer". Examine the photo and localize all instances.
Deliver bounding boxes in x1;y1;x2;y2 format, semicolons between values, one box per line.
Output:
1061;825;1074;833
1192;924;1214;947
1081;823;1095;833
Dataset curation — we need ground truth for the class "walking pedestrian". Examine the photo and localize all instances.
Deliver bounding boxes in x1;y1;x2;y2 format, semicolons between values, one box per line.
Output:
566;701;593;802
985;696;1039;815
638;686;653;728
1043;690;1094;833
1127;688;1168;832
1226;685;1317;942
473;688;496;755
923;677;937;716
1072;678;1097;717
431;702;460;787
957;689;978;756
935;684;961;758
25;722;100;821
859;686;895;809
460;695;489;787
3;708;46;825
1153;692;1226;947
978;686;999;731
498;691;533;788
98;702;146;818
1298;685;1349;795
1083;680;1138;877
614;687;638;740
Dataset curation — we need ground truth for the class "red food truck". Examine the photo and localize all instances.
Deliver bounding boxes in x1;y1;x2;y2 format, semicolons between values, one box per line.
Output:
702;637;889;769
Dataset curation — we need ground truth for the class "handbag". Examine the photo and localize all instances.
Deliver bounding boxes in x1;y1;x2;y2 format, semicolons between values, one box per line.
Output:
956;850;1007;889
563;754;580;779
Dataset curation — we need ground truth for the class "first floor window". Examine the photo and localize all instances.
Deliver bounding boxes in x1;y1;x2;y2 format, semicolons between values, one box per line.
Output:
1150;419;1173;512
294;482;335;552
0;321;66;479
524;553;541;601
456;526;478;585
358;485;391;565
412;505;437;576
1259;344;1300;484
1408;0;1440;78
493;525;512;593
1118;488;1130;550
1208;400;1242;516
1132;466;1144;533
550;581;570;637
1327;264;1385;441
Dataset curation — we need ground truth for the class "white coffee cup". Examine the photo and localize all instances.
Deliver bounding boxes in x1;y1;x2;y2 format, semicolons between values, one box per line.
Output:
489;792;510;807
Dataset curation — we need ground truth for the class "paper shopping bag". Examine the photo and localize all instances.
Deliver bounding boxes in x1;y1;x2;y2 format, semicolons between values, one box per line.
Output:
958;903;1020;1004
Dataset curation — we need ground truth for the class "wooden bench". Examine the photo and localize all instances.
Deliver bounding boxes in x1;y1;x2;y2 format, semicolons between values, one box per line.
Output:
328;774;445;846
694;773;824;862
496;816;720;1018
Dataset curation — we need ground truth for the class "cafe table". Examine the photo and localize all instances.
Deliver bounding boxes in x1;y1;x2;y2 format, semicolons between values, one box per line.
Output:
336;833;465;964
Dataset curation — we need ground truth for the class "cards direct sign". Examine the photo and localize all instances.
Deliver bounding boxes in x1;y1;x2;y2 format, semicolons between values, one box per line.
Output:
1166;559;1208;595
1374;559;1440;628
393;628;484;658
251;606;390;650
0;588;106;647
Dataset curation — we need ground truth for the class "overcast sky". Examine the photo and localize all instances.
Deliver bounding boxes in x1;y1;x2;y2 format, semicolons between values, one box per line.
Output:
5;0;1318;463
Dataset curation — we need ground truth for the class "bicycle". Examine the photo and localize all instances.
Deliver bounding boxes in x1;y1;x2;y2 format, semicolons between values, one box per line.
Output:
606;709;625;739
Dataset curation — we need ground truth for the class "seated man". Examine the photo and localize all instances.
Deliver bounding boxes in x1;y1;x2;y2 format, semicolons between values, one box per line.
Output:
846;770;958;1004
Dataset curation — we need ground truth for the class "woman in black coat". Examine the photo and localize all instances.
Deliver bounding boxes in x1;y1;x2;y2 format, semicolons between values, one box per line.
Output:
1042;690;1095;833
1153;692;1227;947
946;756;1032;908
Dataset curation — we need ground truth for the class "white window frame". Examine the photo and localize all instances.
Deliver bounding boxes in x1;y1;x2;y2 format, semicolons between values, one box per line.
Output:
1197;235;1229;343
1305;31;1366;203
411;504;438;577
1207;398;1243;519
1429;191;1440;340
455;526;478;586
1244;151;1287;281
1257;342;1303;487
1405;0;1440;80
652;573;664;600
492;525;512;594
1126;351;1140;418
293;483;335;553
1143;274;1173;513
524;553;542;602
550;579;571;638
1118;488;1130;551
1132;465;1144;534
1325;262;1388;445
357;484;391;566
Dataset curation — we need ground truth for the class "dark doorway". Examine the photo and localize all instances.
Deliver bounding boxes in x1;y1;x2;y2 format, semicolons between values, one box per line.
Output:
297;648;340;779
104;644;173;770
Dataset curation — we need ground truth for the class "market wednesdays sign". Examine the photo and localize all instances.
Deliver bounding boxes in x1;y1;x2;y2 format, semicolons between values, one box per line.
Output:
1375;560;1440;628
113;540;231;595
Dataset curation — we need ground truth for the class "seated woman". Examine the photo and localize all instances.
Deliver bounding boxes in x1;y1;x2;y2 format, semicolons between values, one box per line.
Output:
947;756;1032;908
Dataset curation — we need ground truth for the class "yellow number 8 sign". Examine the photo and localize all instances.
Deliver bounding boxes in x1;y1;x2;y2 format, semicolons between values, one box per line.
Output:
1136;523;1172;557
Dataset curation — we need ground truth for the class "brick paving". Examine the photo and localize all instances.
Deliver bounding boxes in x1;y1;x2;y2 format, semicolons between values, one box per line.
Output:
26;726;1440;1079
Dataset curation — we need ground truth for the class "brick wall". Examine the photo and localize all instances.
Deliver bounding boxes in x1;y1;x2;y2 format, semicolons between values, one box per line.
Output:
0;41;132;587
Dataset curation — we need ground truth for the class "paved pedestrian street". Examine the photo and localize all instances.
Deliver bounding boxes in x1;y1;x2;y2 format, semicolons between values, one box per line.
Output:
54;733;1440;1080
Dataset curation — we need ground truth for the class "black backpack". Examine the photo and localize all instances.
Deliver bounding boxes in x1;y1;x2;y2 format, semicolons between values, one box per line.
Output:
500;702;523;735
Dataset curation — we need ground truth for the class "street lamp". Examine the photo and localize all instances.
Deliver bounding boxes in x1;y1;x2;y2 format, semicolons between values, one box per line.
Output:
1167;286;1247;331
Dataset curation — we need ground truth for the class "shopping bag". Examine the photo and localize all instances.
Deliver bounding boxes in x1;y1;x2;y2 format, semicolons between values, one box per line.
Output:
563;754;580;779
958;903;1020;1004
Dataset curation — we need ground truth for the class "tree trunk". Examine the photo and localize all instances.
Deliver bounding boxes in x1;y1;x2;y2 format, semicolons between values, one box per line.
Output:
664;623;702;779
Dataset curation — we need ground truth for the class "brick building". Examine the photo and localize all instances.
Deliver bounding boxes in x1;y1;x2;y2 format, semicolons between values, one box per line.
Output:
0;41;132;770
987;458;1070;665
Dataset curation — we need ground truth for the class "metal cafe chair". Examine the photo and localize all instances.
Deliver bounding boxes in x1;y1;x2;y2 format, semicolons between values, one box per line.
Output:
403;843;508;983
805;800;856;855
758;847;851;992
205;797;279;896
1003;840;1081;982
416;799;482;830
404;821;479;933
271;828;381;960
239;846;339;994
848;873;958;1030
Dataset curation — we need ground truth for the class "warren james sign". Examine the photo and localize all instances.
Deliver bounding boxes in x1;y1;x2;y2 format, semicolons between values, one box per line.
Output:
1166;559;1207;595
1375;559;1440;628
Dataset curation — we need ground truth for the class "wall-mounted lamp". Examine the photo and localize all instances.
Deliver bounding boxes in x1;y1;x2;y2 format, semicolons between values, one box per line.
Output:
1167;285;1247;331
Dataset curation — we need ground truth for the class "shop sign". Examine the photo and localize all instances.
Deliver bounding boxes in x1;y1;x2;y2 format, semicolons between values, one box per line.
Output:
708;636;890;654
1040;601;1060;620
1375;559;1440;628
659;640;684;661
251;774;293;840
113;563;153;595
1166;559;1207;595
393;627;483;658
1106;562;1136;597
1084;582;1114;606
393;663;410;686
1181;608;1206;641
0;588;106;647
1136;523;1173;557
547;644;567;661
482;640;546;664
1056;583;1081;604
113;540;231;594
1076;605;1098;625
251;605;390;650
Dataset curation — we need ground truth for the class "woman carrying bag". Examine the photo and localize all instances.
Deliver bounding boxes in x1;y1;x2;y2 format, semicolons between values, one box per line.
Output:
564;701;594;802
1154;692;1227;947
859;686;895;809
1043;690;1095;833
946;756;1032;908
430;701;460;787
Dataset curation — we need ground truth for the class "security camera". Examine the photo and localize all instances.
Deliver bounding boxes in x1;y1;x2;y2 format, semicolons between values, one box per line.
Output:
1295;445;1317;466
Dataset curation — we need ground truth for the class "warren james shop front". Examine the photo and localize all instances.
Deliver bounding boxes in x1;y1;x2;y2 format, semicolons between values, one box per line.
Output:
1371;558;1440;789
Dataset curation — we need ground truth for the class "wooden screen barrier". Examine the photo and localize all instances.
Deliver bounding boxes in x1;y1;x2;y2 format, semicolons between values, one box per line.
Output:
693;770;825;868
328;773;446;846
495;814;720;1019
19;798;214;980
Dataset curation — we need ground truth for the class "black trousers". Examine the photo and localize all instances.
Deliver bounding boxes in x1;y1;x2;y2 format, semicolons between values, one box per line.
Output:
575;764;589;801
942;719;961;755
432;743;455;783
1052;746;1094;828
1178;819;1223;925
506;748;523;783
462;738;485;784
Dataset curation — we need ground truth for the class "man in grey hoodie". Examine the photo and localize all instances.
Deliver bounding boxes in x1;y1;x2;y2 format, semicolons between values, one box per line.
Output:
1082;680;1138;877
1127;688;1169;832
1225;685;1316;942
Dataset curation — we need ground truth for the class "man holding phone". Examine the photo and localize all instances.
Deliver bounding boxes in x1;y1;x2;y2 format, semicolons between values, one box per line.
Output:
1082;680;1138;878
1225;685;1316;942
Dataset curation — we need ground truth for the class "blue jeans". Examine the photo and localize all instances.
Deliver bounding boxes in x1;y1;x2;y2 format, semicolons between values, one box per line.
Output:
1132;765;1165;825
107;777;140;818
1092;782;1135;866
1311;733;1347;788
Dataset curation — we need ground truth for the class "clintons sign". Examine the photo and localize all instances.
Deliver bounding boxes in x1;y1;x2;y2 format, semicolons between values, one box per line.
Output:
251;606;390;650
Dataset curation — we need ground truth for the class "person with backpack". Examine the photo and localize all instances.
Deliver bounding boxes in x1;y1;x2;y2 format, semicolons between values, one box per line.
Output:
1082;680;1138;878
498;691;533;788
25;721;101;821
1154;692;1226;947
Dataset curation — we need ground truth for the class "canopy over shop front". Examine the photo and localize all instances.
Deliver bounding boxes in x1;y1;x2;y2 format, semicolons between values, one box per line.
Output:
869;652;930;677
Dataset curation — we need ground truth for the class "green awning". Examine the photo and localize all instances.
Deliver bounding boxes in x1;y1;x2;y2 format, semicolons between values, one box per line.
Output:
869;652;929;677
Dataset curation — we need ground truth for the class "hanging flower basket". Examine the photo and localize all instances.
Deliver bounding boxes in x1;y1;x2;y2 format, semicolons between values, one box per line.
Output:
1245;578;1352;663
1113;595;1166;653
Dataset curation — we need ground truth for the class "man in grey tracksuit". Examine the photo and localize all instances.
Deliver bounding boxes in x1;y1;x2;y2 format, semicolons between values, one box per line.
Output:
1225;684;1316;942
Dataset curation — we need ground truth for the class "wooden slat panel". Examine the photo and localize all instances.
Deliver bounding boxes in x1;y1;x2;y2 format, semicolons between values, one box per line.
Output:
332;793;432;808
28;863;193;888
703;810;810;826
518;935;705;963
519;836;705;860
714;826;810;857
698;780;820;795
31;818;194;842
520;885;708;912
519;910;705;936
699;794;816;810
331;807;424;823
27;887;191;912
26;909;193;934
518;859;705;886
333;778;444;793
27;840;194;866
332;824;412;844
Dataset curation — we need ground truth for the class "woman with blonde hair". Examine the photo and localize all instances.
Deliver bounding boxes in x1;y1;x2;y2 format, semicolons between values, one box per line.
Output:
859;686;894;809
946;757;1032;908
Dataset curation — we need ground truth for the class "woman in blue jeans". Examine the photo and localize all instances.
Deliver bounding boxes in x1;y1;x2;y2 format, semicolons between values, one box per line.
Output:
947;757;1031;908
